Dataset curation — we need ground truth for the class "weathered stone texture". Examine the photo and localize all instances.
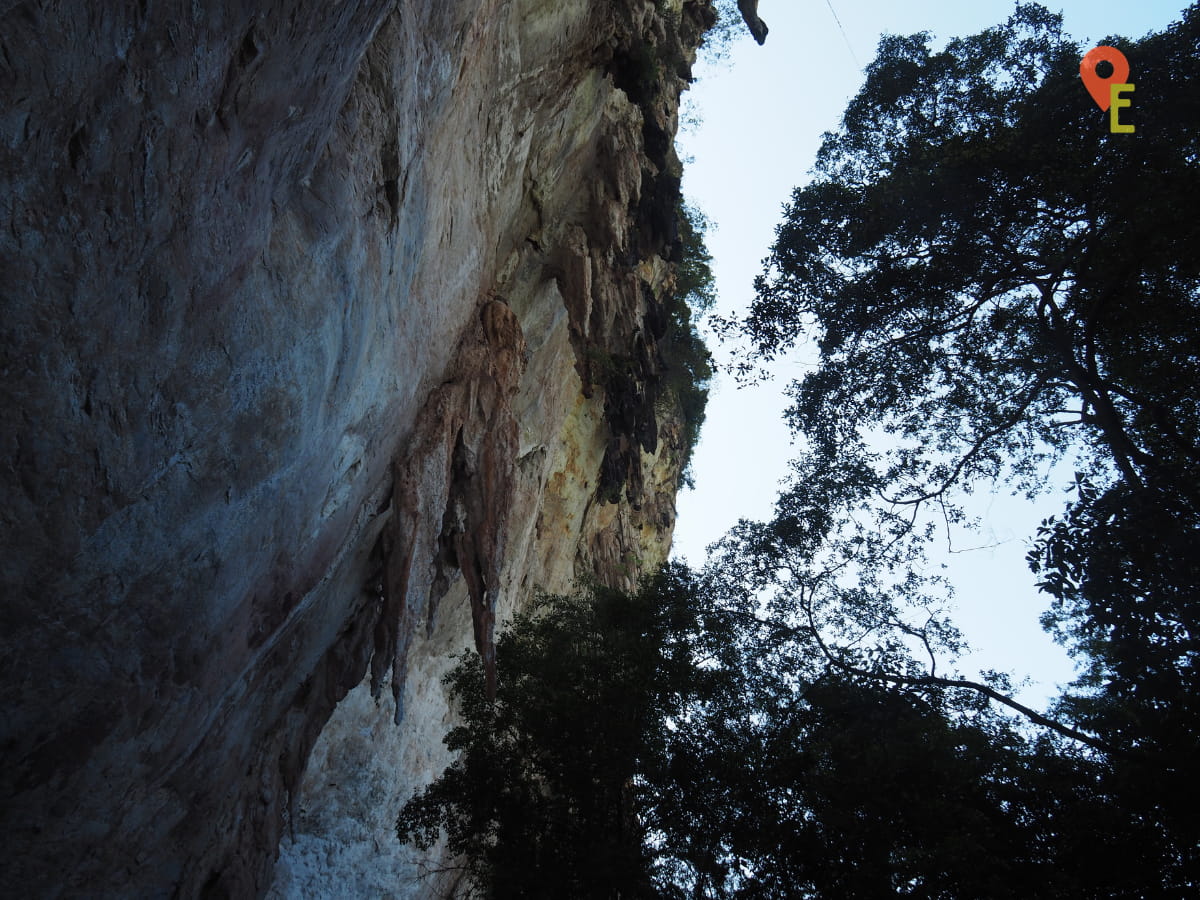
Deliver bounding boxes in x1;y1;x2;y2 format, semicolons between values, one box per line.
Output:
0;0;709;896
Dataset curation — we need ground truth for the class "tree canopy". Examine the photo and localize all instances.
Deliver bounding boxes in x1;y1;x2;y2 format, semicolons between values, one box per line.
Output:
722;1;1200;884
396;567;752;898
735;0;1200;774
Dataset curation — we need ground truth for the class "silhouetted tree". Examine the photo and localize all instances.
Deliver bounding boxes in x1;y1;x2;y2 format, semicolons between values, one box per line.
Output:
727;2;1199;883
396;566;747;899
398;565;1179;897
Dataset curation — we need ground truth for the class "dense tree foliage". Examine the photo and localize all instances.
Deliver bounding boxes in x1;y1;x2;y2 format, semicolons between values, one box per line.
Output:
395;567;749;898
741;1;1200;528
399;5;1200;896
398;567;1178;897
723;0;1200;884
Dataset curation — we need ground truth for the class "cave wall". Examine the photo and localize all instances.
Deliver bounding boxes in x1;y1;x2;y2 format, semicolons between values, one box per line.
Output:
1;0;710;896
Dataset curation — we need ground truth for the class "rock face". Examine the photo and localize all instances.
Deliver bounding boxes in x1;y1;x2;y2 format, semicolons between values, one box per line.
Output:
0;0;712;896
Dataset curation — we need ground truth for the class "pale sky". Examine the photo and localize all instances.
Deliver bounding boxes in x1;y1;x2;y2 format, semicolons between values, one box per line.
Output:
674;0;1191;705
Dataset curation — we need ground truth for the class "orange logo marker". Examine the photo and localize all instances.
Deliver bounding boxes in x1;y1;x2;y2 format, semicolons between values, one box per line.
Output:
1080;46;1130;111
1081;46;1134;133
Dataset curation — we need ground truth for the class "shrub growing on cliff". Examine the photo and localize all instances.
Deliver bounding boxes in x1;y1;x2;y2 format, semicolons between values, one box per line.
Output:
699;1;754;62
673;200;716;316
658;200;715;487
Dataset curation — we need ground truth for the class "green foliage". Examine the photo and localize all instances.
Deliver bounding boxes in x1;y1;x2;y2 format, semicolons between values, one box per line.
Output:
718;677;1178;899
721;1;1200;886
699;1;750;63
673;201;716;316
398;563;1179;897
619;39;666;105
659;200;715;487
396;566;731;898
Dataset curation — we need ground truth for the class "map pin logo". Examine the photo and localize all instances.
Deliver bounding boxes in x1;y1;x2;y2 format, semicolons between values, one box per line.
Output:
1080;46;1130;111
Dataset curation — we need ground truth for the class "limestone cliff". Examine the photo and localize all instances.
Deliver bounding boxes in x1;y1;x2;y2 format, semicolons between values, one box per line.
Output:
0;0;713;896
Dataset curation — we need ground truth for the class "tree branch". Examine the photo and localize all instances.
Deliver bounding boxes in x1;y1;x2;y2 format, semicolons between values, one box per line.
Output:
1035;282;1148;490
798;599;1120;755
883;378;1046;506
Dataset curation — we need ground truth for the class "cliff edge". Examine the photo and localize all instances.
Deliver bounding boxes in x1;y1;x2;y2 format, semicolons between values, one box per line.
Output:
0;0;713;896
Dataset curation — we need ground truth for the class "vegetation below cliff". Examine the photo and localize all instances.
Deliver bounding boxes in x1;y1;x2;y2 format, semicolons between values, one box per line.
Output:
399;566;1177;898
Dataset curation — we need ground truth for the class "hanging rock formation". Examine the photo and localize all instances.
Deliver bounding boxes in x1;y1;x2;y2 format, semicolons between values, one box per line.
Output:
738;0;770;44
0;0;714;896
